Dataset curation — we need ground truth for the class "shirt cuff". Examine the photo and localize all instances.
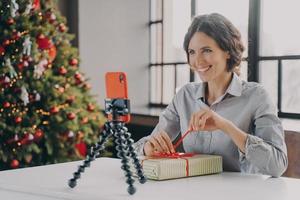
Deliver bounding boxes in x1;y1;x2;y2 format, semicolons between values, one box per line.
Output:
132;136;150;156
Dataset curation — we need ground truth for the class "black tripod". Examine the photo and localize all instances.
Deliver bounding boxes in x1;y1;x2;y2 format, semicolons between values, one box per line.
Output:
68;98;147;195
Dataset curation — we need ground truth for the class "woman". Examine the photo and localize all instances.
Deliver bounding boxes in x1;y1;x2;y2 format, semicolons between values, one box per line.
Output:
134;13;287;177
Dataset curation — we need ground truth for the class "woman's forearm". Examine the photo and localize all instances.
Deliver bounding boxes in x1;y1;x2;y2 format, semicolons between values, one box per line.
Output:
221;120;248;153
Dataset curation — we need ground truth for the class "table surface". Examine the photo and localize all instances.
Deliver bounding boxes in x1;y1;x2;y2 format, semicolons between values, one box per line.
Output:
0;157;299;200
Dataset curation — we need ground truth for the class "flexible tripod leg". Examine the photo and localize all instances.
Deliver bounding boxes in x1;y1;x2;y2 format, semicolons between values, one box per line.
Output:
68;122;112;188
120;126;147;184
113;122;136;195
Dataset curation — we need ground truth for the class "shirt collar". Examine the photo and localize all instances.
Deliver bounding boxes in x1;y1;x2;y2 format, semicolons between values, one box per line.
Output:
197;72;243;101
226;72;243;97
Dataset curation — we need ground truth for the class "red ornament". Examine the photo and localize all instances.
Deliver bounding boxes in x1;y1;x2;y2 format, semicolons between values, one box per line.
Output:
83;83;91;90
66;95;75;104
12;31;21;40
2;39;10;47
7;18;15;25
75;142;87;157
69;58;78;66
58;87;65;93
81;117;89;124
15;116;22;124
32;0;41;10
0;46;5;56
10;159;20;169
17;60;29;71
59;66;67;75
75;79;83;85
58;23;66;32
74;72;82;80
34;129;44;141
48;45;57;62
3;101;11;108
45;11;56;23
87;103;95;112
67;112;76;120
50;106;59;114
36;35;52;50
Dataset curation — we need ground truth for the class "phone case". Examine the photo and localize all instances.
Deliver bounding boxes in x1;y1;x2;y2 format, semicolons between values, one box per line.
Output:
105;72;130;123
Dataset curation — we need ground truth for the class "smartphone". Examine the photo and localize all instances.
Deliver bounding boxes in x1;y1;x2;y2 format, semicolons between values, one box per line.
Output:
105;72;130;123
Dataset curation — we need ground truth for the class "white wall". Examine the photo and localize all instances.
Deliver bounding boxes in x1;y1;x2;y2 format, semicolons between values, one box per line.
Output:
79;0;150;108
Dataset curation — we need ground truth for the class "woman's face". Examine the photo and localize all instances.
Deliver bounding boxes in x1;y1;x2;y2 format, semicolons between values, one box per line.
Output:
188;32;230;82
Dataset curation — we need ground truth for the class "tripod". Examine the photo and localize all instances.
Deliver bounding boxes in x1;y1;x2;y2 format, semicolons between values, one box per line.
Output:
68;98;147;195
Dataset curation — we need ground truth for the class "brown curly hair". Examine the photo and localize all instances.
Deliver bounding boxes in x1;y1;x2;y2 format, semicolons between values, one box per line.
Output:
183;13;245;72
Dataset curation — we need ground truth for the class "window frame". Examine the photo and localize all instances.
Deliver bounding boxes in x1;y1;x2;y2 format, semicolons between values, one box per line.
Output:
149;0;300;119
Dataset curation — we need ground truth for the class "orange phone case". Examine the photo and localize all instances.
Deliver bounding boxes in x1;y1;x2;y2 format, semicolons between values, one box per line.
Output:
105;72;128;99
105;72;130;123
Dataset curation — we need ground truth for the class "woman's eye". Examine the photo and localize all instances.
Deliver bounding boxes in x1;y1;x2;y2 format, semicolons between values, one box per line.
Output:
203;49;212;53
188;50;195;55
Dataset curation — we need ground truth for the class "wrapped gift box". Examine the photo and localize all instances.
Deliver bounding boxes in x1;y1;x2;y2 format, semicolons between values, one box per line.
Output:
136;154;222;180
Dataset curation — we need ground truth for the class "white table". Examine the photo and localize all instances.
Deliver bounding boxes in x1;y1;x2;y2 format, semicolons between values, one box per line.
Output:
0;157;299;200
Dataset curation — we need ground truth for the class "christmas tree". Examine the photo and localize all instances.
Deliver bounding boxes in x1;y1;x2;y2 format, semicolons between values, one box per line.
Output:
0;0;110;170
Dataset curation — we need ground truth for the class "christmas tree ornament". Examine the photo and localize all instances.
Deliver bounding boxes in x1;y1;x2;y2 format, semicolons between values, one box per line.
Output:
20;86;29;106
68;131;74;138
69;58;78;66
10;159;20;168
5;59;17;78
3;101;11;108
67;112;76;120
24;2;32;14
34;92;41;101
66;95;75;104
34;129;44;141
36;35;52;50
59;66;67;75
50;106;59;114
83;83;91;90
48;45;57;62
81;117;88;124
58;86;65;93
22;36;32;56
15;116;22;124
17;59;29;71
10;0;19;17
58;23;66;32
7;18;15;25
32;0;41;10
45;10;56;23
3;39;11;46
0;46;5;56
87;103;95;112
24;154;33;164
12;30;21;40
33;58;47;79
75;142;87;157
74;72;82;80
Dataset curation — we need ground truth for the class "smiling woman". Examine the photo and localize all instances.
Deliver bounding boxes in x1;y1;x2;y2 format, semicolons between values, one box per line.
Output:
134;13;288;178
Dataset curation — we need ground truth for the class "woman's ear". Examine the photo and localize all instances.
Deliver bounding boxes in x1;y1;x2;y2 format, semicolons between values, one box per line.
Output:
226;51;230;59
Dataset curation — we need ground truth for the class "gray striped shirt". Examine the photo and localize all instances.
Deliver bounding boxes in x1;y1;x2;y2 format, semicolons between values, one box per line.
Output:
134;73;288;177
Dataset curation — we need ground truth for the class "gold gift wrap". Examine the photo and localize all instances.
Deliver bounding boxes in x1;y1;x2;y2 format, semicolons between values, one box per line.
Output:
137;154;222;180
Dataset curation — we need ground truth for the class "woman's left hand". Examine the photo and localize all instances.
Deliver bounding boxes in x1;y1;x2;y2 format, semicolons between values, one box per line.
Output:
188;108;229;131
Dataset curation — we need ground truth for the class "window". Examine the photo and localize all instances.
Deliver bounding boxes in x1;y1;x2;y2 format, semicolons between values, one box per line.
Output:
259;0;300;119
149;0;300;125
149;0;191;106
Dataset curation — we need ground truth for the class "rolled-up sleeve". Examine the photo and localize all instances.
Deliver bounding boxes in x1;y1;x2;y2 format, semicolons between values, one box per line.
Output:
133;95;181;155
243;87;288;177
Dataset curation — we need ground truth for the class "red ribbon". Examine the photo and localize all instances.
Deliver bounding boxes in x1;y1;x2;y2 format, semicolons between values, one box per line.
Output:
143;152;196;177
173;129;192;150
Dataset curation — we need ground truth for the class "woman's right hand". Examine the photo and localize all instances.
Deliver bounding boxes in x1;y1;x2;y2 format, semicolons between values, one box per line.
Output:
143;130;175;156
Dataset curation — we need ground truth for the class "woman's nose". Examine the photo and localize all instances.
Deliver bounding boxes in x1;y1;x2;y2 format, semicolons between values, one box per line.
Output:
195;55;205;66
